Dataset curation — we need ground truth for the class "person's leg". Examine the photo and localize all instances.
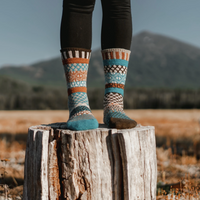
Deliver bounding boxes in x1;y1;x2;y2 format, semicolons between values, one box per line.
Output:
60;0;98;131
101;0;137;129
60;0;95;49
101;0;132;50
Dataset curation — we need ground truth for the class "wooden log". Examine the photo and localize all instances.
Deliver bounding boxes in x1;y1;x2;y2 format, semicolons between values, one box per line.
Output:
23;123;157;200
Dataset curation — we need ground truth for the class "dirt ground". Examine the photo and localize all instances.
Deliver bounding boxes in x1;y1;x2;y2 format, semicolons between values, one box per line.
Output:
0;110;200;199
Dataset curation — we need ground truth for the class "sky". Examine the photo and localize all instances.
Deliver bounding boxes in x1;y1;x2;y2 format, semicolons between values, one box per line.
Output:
0;0;200;67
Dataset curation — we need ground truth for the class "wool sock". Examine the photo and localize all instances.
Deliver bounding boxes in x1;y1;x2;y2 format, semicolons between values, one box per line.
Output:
102;48;137;129
61;48;98;131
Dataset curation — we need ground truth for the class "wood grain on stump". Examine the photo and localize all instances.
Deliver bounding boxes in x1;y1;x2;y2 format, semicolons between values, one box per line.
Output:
23;123;157;200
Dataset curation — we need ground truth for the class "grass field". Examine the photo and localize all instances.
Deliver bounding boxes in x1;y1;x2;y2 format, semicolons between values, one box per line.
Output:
0;109;200;199
1;109;200;137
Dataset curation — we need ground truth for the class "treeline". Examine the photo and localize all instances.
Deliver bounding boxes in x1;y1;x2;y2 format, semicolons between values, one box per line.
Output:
89;88;200;109
0;77;68;110
1;84;200;110
123;88;200;109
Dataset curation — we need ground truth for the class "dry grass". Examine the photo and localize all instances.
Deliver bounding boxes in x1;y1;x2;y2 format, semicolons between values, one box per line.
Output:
157;146;200;200
0;110;200;199
1;109;200;138
0;139;24;199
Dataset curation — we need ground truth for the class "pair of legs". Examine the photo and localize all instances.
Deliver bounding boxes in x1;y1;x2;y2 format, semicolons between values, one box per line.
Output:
60;0;137;130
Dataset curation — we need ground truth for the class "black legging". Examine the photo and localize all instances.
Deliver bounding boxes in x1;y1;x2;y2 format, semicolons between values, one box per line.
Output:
60;0;132;50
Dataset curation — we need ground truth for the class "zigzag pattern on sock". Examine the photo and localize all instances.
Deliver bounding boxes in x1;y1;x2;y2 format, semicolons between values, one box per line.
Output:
102;48;137;129
103;92;131;125
103;92;123;108
61;48;98;131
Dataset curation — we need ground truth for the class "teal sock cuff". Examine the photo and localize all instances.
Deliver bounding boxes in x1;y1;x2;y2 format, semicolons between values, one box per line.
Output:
103;59;129;67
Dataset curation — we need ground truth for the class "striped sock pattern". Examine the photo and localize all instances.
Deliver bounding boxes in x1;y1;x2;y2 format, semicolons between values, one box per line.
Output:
102;48;137;129
61;48;98;131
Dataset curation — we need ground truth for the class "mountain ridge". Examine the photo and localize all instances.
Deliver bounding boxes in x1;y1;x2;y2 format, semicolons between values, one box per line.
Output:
1;31;200;89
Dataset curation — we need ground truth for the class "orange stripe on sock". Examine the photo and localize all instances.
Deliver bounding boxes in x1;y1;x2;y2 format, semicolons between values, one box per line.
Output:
68;87;87;95
122;52;125;60
110;52;114;59
63;58;89;65
105;83;124;89
126;53;129;61
116;52;120;59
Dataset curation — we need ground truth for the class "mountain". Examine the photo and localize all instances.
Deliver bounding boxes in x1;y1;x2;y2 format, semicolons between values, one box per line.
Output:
1;31;200;89
129;31;200;88
0;58;66;88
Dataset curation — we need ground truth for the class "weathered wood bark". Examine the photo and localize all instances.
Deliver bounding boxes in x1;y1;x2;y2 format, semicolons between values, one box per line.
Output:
23;123;157;200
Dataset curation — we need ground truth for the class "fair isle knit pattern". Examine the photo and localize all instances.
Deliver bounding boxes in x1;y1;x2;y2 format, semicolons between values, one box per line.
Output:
102;48;137;128
61;48;98;131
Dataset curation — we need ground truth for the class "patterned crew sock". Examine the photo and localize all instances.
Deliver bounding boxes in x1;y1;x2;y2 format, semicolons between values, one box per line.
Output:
102;48;137;129
61;48;98;131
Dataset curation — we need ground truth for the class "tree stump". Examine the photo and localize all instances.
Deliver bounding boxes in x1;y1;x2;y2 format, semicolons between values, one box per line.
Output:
23;123;157;200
